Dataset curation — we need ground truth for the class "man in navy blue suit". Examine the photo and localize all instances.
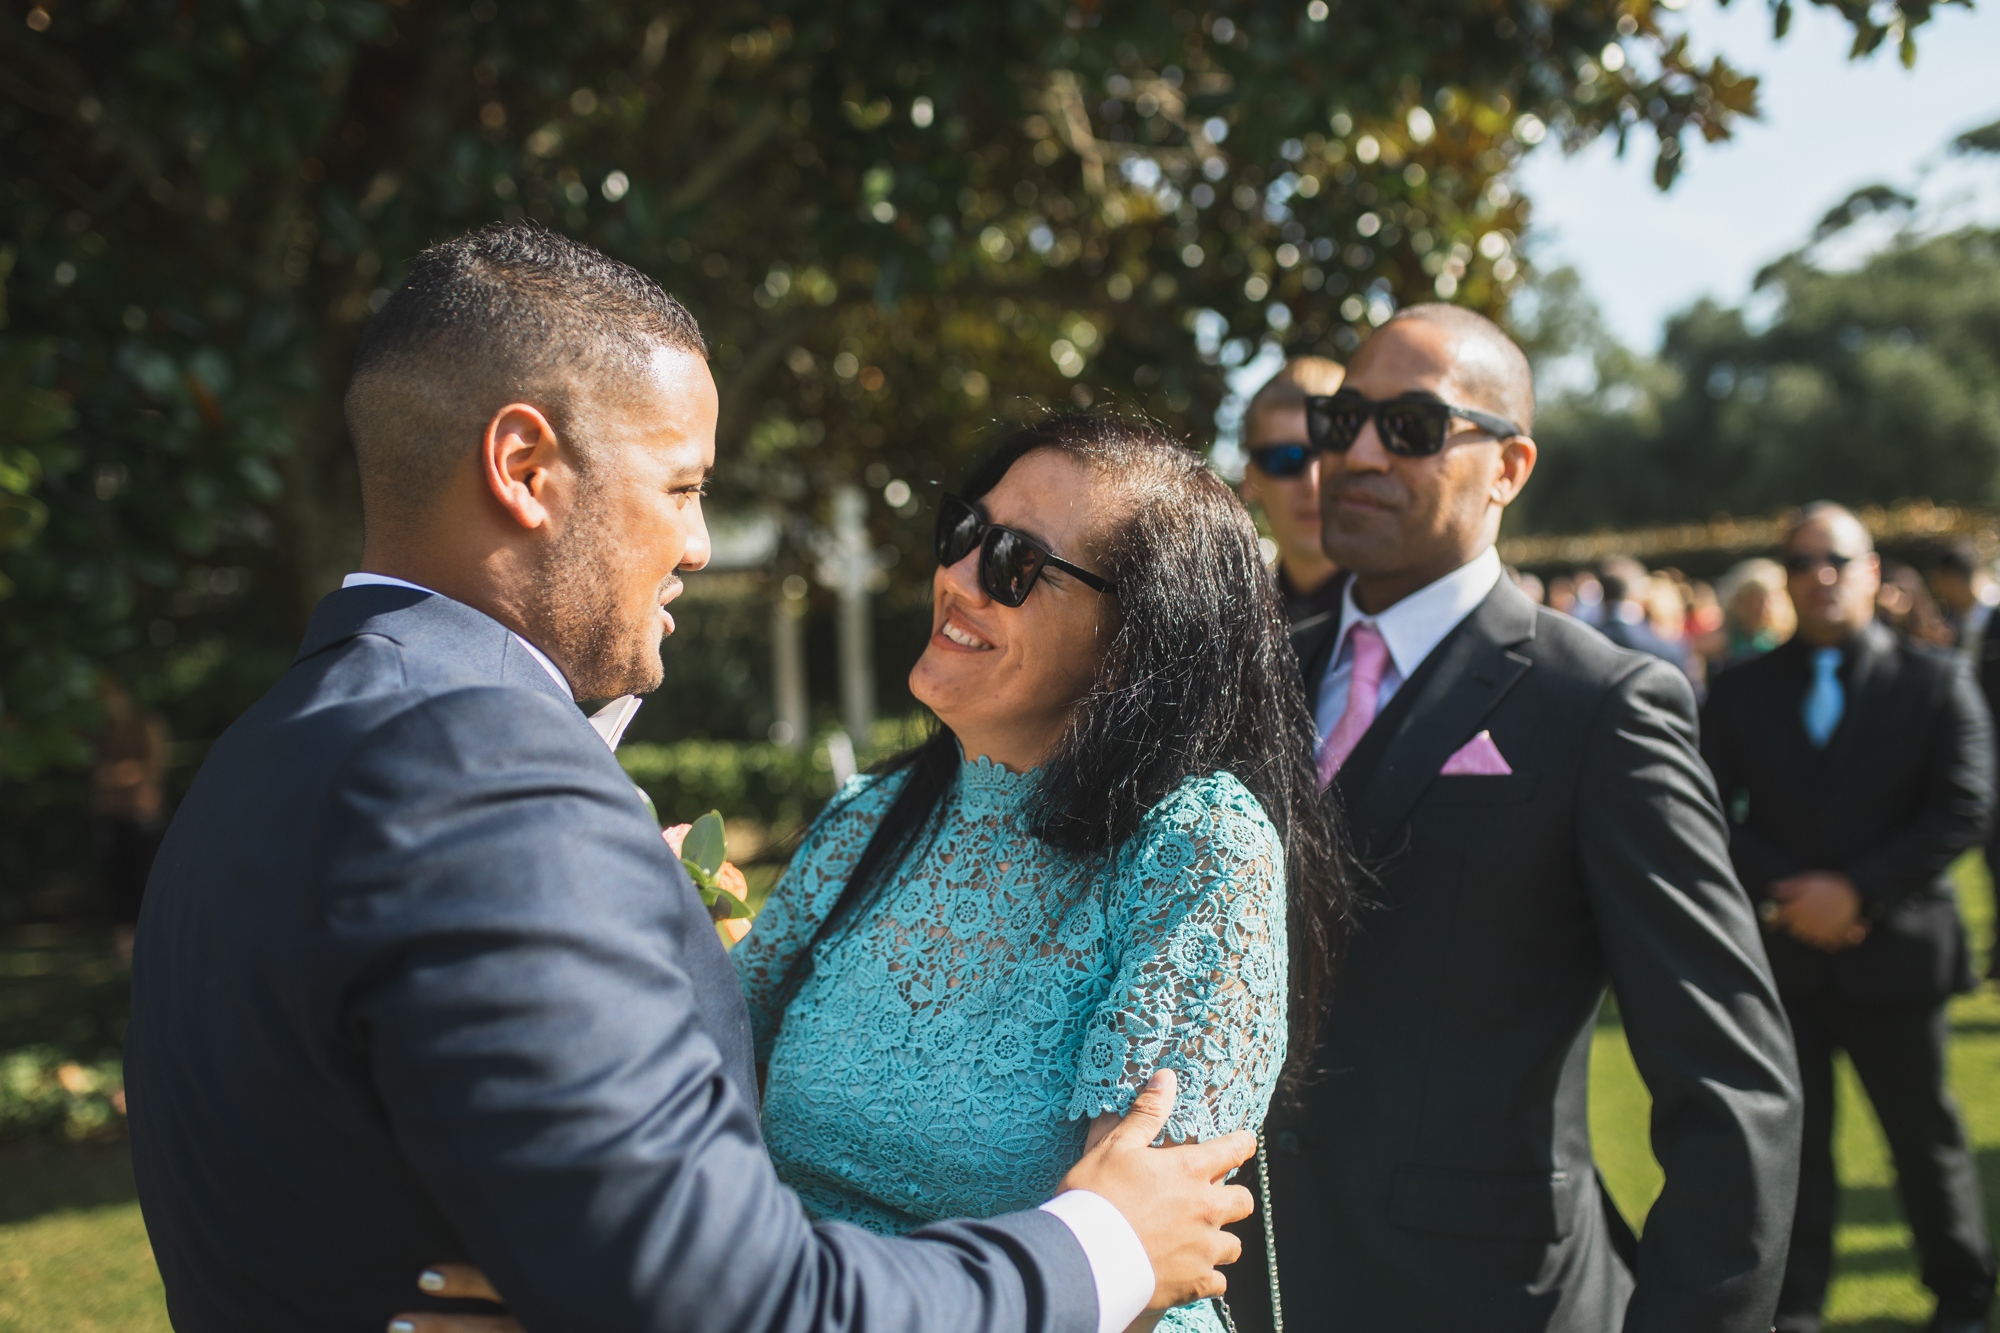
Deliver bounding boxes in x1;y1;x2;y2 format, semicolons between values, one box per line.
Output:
125;225;1253;1333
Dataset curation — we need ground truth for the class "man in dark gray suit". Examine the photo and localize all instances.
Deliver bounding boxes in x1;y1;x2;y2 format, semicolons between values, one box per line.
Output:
125;226;1253;1333
1704;505;1995;1333
1224;305;1802;1332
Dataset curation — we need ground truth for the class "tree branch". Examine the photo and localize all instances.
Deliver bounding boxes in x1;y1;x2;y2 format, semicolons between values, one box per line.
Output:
665;99;784;218
716;306;840;445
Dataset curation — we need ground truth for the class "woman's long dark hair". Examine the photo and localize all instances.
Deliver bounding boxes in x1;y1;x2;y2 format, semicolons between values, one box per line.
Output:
777;414;1354;1080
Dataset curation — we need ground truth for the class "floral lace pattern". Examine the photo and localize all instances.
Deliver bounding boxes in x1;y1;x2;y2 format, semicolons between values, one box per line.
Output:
734;759;1288;1333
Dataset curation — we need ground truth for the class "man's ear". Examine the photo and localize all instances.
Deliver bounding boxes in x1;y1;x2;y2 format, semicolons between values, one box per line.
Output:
1492;436;1538;508
481;403;567;531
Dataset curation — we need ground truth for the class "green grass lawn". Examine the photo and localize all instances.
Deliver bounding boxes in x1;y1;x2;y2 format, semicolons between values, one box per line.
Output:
0;1140;165;1332
4;861;1996;1331
1593;854;2000;1331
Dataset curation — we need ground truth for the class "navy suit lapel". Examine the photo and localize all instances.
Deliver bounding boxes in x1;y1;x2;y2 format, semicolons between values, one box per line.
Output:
295;585;576;709
496;632;578;704
1335;579;1539;841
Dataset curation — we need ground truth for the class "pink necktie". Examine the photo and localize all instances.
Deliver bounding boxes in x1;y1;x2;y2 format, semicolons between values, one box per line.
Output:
1317;622;1390;789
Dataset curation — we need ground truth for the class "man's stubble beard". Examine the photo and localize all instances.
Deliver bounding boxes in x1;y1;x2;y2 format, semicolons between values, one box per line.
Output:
522;493;668;701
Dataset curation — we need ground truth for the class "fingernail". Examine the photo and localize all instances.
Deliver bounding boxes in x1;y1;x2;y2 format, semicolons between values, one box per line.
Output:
390;1322;416;1332
418;1269;446;1292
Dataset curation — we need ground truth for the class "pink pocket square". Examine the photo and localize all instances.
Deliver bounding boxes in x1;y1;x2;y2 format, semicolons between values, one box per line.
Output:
1440;731;1513;776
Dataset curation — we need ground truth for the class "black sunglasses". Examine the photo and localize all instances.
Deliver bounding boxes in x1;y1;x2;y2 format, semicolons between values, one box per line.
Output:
1245;442;1314;478
1306;389;1523;458
934;494;1117;608
1783;552;1855;575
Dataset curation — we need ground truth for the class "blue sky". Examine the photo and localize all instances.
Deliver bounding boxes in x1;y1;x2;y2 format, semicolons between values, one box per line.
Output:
1517;0;2000;353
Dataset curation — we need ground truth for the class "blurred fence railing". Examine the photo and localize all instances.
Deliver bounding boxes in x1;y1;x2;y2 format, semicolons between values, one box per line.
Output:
1499;500;1998;570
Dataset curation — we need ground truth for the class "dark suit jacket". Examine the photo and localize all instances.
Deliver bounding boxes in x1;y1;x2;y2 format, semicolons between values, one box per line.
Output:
1261;577;1800;1333
127;586;1095;1333
1976;609;2000;978
1701;622;1993;1005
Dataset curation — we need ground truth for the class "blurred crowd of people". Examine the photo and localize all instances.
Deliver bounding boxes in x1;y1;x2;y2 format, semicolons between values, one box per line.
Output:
1505;538;1995;700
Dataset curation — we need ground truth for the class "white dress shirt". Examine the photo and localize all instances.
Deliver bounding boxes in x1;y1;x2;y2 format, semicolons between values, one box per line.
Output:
341;579;1152;1332
1314;545;1504;745
1039;1189;1153;1333
339;573;572;699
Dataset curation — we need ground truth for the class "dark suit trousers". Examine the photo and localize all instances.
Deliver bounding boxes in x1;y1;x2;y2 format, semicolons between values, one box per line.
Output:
1778;988;1996;1320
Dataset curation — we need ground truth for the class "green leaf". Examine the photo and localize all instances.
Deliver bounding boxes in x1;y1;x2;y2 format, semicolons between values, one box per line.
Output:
0;494;47;550
705;889;753;921
682;810;727;877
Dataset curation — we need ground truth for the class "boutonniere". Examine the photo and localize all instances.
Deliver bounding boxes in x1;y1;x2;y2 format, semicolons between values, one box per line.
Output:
664;810;753;943
590;698;754;944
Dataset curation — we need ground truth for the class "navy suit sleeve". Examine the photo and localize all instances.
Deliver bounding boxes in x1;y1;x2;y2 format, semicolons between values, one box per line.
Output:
1844;658;1994;913
317;688;1096;1333
1573;660;1802;1333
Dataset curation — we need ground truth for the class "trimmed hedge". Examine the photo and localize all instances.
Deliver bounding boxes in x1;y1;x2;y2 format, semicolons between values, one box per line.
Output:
619;740;836;833
618;719;931;834
0;1046;126;1143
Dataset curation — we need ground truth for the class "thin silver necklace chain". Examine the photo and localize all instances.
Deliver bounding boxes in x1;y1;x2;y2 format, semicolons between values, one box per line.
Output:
1214;1130;1283;1333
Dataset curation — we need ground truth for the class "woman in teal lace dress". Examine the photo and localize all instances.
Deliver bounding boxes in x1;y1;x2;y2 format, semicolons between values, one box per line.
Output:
734;417;1350;1330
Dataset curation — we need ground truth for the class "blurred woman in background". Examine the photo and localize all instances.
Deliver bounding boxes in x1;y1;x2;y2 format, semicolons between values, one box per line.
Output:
1707;557;1796;670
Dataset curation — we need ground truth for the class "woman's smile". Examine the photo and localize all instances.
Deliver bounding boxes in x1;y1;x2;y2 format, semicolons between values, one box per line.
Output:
908;450;1112;773
937;616;994;650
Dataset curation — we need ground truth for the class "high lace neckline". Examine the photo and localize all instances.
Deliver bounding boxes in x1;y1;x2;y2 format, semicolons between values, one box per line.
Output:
954;747;1036;809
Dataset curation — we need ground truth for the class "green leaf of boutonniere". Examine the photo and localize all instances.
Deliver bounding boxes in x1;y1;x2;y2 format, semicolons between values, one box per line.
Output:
682;810;727;878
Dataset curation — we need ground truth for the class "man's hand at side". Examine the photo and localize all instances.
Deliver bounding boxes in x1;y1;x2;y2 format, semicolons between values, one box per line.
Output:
1768;871;1868;951
1058;1070;1255;1311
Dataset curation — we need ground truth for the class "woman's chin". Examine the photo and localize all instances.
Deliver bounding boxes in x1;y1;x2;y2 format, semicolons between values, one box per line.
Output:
909;652;980;721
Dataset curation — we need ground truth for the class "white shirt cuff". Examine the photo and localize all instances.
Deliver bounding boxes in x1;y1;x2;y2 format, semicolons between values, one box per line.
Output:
1038;1189;1153;1333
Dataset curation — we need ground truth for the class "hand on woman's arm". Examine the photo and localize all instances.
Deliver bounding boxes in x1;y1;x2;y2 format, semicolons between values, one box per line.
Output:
394;1076;1254;1333
1080;1114;1184;1333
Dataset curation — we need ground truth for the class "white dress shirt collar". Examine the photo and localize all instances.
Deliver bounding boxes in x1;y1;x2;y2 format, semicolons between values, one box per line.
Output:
340;572;572;700
1331;545;1504;683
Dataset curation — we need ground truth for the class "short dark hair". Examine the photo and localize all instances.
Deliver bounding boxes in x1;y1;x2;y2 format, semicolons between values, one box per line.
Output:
344;224;707;532
1931;539;1983;578
1599;555;1646;605
1385;302;1535;433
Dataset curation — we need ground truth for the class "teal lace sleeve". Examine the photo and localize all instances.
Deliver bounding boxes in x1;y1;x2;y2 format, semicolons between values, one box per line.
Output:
1065;772;1290;1144
733;772;903;1060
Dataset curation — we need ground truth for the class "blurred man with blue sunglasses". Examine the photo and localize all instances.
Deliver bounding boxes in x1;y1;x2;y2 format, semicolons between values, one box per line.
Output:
1237;356;1345;623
